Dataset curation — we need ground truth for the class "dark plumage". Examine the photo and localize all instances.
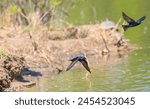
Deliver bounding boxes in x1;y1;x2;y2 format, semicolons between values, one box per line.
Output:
122;12;146;31
66;55;91;73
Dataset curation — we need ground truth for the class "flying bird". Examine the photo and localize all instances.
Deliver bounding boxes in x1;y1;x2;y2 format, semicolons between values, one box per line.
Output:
66;55;91;73
122;12;146;31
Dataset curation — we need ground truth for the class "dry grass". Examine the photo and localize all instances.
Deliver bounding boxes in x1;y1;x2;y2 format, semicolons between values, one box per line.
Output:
0;22;137;73
0;20;138;91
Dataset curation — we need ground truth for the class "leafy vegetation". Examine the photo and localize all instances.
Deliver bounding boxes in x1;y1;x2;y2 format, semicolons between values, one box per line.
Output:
0;0;65;28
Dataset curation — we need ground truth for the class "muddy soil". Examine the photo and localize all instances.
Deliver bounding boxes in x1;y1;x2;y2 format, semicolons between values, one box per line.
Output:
0;22;137;91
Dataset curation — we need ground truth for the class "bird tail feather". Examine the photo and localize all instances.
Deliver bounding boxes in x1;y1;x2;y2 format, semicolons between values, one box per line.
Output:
122;25;129;31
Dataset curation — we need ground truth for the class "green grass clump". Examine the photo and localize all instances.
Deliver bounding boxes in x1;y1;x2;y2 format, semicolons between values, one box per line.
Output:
0;50;8;57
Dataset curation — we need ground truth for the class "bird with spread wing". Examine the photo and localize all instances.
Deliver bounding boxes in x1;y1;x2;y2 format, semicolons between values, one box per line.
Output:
66;55;91;73
122;12;146;31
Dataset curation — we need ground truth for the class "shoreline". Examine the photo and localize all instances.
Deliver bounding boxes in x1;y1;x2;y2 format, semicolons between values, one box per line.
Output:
0;22;137;91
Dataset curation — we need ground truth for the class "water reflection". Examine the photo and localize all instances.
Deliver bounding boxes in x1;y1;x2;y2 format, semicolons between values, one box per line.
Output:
42;48;150;92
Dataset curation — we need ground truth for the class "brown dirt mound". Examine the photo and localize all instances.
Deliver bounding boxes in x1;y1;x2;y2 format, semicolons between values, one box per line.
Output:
0;22;137;91
0;55;25;91
0;68;11;91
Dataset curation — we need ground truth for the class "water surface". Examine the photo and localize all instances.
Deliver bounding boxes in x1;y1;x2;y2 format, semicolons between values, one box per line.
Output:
43;48;150;92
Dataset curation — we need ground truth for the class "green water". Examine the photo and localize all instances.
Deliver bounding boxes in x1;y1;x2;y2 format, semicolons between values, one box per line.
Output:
44;0;150;92
44;48;150;92
58;0;150;47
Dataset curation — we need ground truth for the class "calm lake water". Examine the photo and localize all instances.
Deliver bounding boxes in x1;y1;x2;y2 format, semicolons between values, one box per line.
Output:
44;48;150;92
36;0;150;92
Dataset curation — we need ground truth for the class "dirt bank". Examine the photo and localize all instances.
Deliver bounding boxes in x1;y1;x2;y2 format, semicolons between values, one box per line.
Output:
0;55;25;91
0;21;137;91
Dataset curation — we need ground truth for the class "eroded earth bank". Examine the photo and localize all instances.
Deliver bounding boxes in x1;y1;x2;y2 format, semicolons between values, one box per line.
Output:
0;21;137;91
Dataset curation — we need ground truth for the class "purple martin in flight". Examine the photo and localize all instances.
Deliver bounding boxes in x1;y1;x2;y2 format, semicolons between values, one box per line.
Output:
122;12;146;31
66;55;91;73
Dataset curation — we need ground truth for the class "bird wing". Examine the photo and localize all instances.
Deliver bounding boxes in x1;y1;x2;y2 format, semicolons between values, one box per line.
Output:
80;60;91;73
66;58;79;71
69;56;78;61
136;16;146;23
122;12;135;23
